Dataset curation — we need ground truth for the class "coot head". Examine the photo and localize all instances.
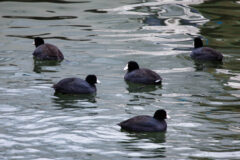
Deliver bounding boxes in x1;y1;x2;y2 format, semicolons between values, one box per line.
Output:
124;61;139;72
194;37;203;49
33;37;45;48
153;109;167;121
85;75;100;85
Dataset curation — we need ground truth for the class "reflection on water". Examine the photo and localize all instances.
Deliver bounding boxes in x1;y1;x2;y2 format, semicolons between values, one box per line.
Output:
193;0;240;99
7;34;92;41
2;15;78;20
6;33;50;39
33;60;61;73
119;132;166;158
52;92;96;109
193;60;223;71
85;9;108;14
193;0;240;50
0;0;90;3
125;81;161;93
49;24;91;28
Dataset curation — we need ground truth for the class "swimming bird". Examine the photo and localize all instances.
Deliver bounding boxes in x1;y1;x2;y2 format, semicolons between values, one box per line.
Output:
191;37;223;61
124;61;162;85
53;75;100;94
118;109;167;132
32;37;64;61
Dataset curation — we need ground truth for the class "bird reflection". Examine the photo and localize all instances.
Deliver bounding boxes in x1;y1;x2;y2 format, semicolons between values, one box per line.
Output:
125;82;162;107
193;60;223;71
126;81;161;93
33;59;60;73
52;92;96;109
119;132;166;158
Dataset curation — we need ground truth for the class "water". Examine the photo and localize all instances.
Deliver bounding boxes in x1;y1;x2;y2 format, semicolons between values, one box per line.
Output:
0;0;240;159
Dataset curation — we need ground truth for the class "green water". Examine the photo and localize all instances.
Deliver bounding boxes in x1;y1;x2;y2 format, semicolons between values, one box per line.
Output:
0;0;239;159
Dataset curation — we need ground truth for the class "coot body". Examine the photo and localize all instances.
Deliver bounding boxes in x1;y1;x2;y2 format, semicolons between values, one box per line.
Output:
53;75;99;94
33;37;64;61
191;37;223;61
118;109;167;132
124;61;162;85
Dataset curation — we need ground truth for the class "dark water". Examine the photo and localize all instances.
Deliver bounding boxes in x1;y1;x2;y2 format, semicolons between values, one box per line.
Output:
0;0;240;159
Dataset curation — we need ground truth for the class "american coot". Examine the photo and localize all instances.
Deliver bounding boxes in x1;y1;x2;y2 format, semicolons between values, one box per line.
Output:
33;37;64;61
53;75;100;94
118;109;167;132
124;61;162;85
191;37;223;61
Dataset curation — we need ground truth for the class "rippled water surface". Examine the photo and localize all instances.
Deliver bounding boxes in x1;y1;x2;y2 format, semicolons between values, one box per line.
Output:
0;0;240;159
